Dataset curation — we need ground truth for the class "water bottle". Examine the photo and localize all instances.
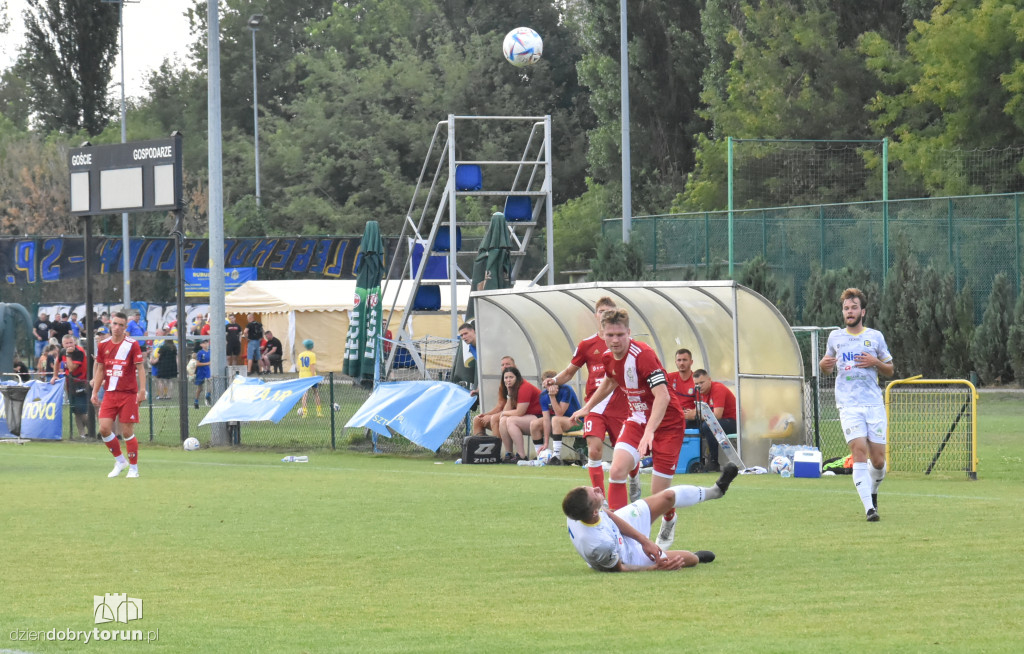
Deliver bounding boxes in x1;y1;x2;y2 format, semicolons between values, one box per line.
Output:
780;466;792;478
281;455;309;463
517;459;543;466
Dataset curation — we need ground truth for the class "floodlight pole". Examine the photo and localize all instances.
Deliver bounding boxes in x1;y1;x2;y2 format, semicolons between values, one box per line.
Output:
248;14;264;208
620;0;632;244
207;0;228;446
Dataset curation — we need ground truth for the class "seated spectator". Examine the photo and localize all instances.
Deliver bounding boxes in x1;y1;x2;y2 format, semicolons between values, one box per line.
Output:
693;369;737;473
498;366;543;464
13;353;30;382
530;369;582;465
471;356;516;437
261;330;283;373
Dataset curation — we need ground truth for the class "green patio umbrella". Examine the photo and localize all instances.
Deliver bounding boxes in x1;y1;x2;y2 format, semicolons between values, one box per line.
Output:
343;221;385;381
465;212;512;322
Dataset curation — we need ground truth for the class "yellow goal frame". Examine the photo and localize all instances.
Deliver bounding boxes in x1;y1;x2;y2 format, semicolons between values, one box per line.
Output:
885;376;978;479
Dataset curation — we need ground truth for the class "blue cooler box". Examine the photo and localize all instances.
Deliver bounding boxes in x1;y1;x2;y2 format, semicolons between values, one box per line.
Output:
676;429;701;473
793;450;822;478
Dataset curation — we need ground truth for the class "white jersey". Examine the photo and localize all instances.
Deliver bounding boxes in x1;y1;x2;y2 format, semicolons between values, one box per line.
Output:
566;502;651;571
825;327;892;407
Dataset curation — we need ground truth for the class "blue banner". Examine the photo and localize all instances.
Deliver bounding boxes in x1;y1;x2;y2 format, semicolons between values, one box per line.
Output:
19;381;64;440
184;267;258;297
345;381;476;452
199;375;324;425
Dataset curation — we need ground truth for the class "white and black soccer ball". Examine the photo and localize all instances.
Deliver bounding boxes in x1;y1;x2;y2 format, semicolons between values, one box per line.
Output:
769;455;793;476
183;436;200;451
297;407;305;417
503;27;543;67
333;402;340;412
536;450;553;464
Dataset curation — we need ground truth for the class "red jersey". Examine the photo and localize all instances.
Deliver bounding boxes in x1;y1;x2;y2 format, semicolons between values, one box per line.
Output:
515;381;543;417
666;371;696;412
700;380;737;421
602;340;685;429
96;337;144;393
571;333;630;419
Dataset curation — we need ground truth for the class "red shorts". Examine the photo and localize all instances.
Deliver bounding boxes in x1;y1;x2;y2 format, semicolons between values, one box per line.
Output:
99;390;141;423
584;412;626;444
617;418;686;477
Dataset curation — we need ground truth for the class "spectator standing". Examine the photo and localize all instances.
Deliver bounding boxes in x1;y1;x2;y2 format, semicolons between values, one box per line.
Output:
244;313;264;374
69;312;82;340
151;331;178;399
225;314;243;366
51;314;72;342
53;334;89;438
193;340;211;408
33;310;51;359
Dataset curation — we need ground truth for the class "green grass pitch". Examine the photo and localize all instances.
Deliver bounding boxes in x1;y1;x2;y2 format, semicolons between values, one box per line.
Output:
2;393;1022;653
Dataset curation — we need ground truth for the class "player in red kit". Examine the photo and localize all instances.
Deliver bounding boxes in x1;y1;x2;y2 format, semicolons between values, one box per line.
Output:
545;297;634;498
571;308;689;549
90;312;146;478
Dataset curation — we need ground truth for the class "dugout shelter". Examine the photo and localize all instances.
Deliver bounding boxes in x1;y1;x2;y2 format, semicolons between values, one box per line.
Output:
471;281;804;466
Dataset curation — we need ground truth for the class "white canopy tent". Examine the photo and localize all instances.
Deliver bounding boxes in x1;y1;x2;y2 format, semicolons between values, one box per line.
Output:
225;280;475;373
471;281;805;466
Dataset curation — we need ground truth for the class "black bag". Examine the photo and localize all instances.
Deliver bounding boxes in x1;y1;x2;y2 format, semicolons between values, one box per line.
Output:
462;435;501;464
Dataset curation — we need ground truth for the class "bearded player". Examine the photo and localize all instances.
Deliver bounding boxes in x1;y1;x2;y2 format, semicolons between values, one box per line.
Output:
90;311;146;478
544;297;636;499
570;308;691;549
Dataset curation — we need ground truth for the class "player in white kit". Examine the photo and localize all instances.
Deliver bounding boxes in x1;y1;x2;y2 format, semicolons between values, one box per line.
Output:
819;288;894;521
563;463;738;572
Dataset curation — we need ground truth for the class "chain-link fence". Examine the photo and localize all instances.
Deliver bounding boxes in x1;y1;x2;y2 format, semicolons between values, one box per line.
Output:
793;327;846;460
605;192;1024;321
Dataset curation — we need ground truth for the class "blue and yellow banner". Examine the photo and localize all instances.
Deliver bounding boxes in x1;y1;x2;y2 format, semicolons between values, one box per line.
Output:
345;381;476;452
184;267;258;297
199;375;323;425
18;381;64;440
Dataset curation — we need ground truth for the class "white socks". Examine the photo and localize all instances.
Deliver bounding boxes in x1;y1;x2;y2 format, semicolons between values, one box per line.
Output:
668;485;708;508
852;462;873;511
869;461;886;494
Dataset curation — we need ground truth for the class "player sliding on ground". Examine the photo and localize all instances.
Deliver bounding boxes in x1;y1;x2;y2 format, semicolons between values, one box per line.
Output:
563;463;739;572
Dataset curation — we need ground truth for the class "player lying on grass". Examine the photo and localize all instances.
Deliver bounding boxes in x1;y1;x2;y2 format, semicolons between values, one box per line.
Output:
563;463;738;572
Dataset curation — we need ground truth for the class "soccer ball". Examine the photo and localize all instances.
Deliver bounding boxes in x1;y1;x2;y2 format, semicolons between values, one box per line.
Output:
333;402;340;412
770;455;793;476
537;450;553;464
183;437;200;451
503;27;543;67
297;407;305;417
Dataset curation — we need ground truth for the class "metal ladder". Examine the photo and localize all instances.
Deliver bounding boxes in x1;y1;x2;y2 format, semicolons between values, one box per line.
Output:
381;115;555;378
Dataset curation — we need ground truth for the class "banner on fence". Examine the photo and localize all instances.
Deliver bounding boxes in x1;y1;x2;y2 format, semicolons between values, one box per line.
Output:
19;381;64;440
199;375;323;425
184;267;257;297
345;381;475;452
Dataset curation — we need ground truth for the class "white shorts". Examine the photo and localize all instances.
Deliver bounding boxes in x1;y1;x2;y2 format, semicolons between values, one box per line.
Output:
838;405;887;444
614;500;654;567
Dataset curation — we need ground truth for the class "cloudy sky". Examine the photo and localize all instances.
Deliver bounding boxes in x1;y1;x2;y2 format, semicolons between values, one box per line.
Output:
2;0;194;98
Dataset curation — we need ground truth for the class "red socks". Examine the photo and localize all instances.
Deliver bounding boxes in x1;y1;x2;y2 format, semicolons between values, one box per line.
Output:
103;435;122;457
588;464;605;493
608;482;628;510
125;436;138;465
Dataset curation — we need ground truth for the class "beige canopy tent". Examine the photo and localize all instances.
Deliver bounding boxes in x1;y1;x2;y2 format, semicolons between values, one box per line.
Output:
224;280;474;373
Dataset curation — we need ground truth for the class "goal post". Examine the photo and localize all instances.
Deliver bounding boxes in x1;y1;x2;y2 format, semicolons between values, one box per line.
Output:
885;377;978;479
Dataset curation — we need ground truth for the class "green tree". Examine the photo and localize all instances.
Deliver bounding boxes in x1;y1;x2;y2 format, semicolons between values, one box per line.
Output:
17;0;119;135
568;0;708;215
800;264;878;328
551;179;616;280
970;272;1015;385
865;0;1024;195
736;255;795;324
941;283;974;379
1006;284;1024;386
588;235;649;282
876;241;923;378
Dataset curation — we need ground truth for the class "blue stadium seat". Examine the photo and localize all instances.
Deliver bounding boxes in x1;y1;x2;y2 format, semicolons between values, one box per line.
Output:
412;286;441;311
411;243;447;280
455;165;482;191
503;196;533;222
433;226;462;253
